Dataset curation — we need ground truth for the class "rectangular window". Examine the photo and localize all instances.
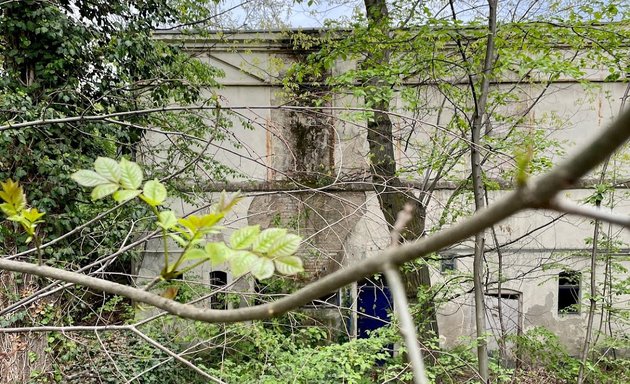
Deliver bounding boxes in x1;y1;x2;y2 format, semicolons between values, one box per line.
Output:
209;271;228;310
558;271;580;314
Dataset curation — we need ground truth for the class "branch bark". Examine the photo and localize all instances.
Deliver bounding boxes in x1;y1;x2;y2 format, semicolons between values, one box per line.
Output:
547;198;630;228
384;264;428;384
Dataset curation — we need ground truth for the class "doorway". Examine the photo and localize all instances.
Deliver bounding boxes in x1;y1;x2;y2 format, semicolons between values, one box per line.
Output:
356;277;392;338
484;290;522;364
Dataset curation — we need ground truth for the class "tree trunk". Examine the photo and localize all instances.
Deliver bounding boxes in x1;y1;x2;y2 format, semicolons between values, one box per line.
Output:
469;1;498;381
3;4;38;89
363;0;439;342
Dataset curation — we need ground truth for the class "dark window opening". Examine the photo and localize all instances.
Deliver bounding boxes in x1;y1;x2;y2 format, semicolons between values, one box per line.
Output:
304;291;340;308
486;292;520;301
209;271;228;310
558;271;580;314
441;254;457;272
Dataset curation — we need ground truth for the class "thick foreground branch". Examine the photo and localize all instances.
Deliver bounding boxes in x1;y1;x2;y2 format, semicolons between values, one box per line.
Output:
0;107;629;324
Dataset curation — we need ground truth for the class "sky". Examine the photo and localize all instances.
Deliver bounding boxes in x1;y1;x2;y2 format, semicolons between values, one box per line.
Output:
212;0;360;29
286;1;358;27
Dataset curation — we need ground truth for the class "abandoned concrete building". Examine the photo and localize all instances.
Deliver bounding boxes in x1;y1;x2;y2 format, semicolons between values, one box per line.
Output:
138;29;630;357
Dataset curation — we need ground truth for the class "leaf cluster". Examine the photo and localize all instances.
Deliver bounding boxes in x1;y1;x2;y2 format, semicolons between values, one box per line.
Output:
0;179;45;244
72;157;304;282
0;1;231;264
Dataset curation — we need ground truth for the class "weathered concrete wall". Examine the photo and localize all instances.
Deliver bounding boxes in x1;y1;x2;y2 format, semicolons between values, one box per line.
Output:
248;192;366;279
428;188;630;354
139;30;630;353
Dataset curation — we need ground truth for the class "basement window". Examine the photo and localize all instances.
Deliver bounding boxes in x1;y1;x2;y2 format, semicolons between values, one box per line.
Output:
558;271;581;314
209;271;228;310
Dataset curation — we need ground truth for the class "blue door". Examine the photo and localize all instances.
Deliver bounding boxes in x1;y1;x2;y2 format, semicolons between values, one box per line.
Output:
357;277;392;338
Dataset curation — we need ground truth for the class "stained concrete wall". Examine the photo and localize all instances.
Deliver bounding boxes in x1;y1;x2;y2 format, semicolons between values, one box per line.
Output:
138;30;630;353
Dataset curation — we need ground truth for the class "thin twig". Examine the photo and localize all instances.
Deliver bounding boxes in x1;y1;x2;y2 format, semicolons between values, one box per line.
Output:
387;202;428;383
384;264;428;384
130;327;226;384
391;203;414;246
548;198;630;228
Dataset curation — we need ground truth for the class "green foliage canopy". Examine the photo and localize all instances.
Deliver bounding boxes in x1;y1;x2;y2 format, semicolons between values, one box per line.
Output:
0;0;224;264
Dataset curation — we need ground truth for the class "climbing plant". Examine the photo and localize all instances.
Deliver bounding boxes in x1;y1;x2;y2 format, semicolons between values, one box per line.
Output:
0;1;228;265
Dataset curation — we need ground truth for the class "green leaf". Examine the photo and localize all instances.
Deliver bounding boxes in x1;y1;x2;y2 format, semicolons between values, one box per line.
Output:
187;238;204;247
113;189;141;203
250;257;274;280
91;183;119;200
168;233;188;247
229;251;258;277
176;217;195;236
515;144;533;187
181;248;207;261
7;214;29;226
198;214;224;232
252;228;287;253
213;190;242;214
230;225;260;250
11;216;35;236
70;170;110;187
22;207;45;223
205;242;230;266
0;203;18;217
157;210;177;230
177;213;223;235
119;158;143;189
273;256;304;275
267;234;302;257
94;157;121;183
0;180;27;214
141;179;167;206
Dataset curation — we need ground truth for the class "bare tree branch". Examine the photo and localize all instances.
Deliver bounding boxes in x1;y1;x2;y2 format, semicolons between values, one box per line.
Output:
0;106;629;325
548;198;630;228
385;264;428;384
386;203;428;383
130;327;226;384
